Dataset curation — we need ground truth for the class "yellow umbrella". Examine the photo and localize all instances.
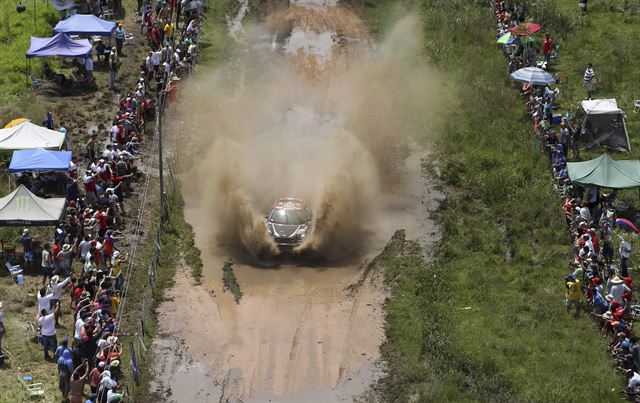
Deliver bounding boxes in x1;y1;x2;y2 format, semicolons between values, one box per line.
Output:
4;118;28;128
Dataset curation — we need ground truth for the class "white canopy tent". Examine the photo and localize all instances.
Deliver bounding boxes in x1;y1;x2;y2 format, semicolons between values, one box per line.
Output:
576;99;631;152
0;185;66;226
0;121;65;151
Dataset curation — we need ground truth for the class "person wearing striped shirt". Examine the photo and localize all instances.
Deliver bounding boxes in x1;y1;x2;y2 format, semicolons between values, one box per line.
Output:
583;63;596;99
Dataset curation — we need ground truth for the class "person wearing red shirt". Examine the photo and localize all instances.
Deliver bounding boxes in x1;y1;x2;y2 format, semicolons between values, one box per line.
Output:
543;32;553;63
94;209;108;237
52;242;61;273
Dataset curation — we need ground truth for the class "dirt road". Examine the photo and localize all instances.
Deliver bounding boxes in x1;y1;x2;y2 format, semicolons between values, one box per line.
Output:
150;1;442;401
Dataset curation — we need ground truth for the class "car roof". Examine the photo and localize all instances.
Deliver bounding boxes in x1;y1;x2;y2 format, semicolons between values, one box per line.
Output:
272;198;305;210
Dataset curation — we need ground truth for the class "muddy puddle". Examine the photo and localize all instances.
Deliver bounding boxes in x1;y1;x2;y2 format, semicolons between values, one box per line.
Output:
150;1;444;401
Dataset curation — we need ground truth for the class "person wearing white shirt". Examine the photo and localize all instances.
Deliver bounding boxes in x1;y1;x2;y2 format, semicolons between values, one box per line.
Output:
74;315;86;341
102;145;116;161
619;235;632;277
49;275;71;302
79;235;92;263
110;125;119;143
37;287;54;312
608;277;632;306
38;303;60;359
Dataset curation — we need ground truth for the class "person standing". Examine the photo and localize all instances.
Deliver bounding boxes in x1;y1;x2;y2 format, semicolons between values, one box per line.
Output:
41;244;54;286
543;32;553;63
619;235;632;277
583;63;596;99
38;303;60;359
565;274;582;316
108;51;119;91
115;24;126;56
57;349;73;399
69;361;89;403
164;21;174;45
85;54;94;80
21;228;34;270
43;112;54;130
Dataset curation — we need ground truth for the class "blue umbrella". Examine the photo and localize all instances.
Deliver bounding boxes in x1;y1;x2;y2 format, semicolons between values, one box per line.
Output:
510;67;556;86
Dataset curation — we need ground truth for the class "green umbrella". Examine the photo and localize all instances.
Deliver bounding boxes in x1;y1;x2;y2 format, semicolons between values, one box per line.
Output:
497;32;512;44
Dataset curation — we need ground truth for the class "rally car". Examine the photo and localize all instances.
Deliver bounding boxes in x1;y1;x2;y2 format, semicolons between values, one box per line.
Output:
265;198;311;247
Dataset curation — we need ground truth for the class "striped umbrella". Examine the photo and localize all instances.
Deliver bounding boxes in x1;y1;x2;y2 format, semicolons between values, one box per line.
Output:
510;67;556;86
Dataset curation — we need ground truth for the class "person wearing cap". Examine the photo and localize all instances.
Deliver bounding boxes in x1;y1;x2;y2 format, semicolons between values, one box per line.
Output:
565;274;581;316
609;276;632;308
115;24;125;56
97;370;117;402
21;228;34;269
50;274;71;322
55;337;71;361
57;349;73;398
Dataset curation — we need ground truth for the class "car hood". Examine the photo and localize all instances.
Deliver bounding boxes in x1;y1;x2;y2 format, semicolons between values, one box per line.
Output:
269;222;302;238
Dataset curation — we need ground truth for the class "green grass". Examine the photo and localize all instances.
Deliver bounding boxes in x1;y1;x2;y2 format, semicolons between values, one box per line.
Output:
0;1;58;108
361;0;640;401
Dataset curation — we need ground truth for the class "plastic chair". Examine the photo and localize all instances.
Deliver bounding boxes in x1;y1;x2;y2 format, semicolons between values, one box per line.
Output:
5;261;22;280
634;100;640;113
102;6;114;20
19;376;45;399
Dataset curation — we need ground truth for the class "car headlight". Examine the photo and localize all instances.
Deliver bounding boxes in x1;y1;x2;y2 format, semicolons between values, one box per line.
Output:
297;225;308;238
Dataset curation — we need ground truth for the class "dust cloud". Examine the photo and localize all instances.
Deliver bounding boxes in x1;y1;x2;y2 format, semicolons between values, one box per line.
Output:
176;12;445;261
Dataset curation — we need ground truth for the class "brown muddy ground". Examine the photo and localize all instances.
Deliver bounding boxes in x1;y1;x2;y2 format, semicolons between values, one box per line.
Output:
149;3;443;402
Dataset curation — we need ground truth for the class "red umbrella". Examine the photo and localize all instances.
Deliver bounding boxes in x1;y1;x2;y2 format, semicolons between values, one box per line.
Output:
510;22;541;36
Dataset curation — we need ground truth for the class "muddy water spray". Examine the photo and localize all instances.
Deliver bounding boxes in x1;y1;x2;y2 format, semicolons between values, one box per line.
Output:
177;10;444;260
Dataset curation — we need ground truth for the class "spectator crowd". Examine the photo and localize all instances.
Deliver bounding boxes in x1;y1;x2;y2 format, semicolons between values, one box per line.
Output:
2;0;204;401
494;1;640;399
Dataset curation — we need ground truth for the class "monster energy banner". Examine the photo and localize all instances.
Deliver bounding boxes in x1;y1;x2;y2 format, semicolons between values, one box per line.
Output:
0;185;65;226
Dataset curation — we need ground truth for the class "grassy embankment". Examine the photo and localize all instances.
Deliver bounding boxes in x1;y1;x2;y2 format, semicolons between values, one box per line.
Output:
0;1;58;119
361;0;640;401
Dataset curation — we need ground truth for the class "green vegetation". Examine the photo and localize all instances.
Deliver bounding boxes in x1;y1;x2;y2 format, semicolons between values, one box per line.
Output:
0;1;58;96
0;1;58;114
222;261;243;303
363;0;640;401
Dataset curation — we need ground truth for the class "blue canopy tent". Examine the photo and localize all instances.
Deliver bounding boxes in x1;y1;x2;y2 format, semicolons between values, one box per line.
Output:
25;33;92;85
53;14;116;37
9;149;72;173
26;33;92;58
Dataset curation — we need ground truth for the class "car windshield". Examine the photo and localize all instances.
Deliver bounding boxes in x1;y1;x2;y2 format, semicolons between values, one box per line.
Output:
269;209;306;225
